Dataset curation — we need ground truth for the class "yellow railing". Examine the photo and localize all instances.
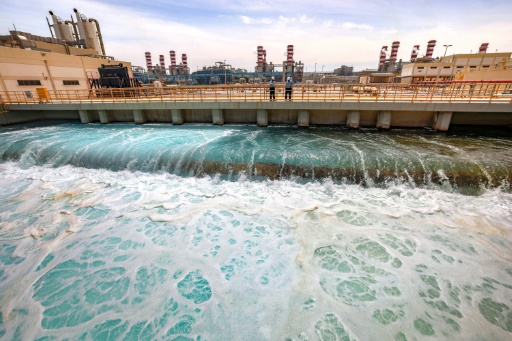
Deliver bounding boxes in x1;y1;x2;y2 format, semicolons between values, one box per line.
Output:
1;83;512;104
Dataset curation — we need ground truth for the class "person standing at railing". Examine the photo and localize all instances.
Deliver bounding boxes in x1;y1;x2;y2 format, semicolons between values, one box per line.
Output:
285;77;293;101
269;76;276;101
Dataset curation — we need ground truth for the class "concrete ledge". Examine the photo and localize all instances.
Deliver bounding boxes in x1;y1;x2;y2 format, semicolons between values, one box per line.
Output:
79;110;92;124
133;109;147;124
377;111;391;129
212;109;224;125
257;109;268;127
297;110;310;128
99;110;110;124
347;110;360;129
433;111;453;131
171;109;183;125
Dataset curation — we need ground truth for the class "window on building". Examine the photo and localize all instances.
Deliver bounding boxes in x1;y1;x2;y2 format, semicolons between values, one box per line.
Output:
443;66;451;69
430;67;437;69
456;66;464;69
482;65;490;68
469;66;477;69
63;80;80;85
417;67;424;70
17;80;42;86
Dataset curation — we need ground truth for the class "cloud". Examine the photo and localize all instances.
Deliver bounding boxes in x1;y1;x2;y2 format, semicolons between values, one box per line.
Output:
239;14;312;25
340;22;373;30
239;15;273;24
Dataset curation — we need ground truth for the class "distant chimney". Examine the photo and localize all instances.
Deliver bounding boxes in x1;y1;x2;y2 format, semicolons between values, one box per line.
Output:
410;45;420;60
145;52;153;70
379;46;388;68
426;40;436;58
478;43;489;54
390;41;400;61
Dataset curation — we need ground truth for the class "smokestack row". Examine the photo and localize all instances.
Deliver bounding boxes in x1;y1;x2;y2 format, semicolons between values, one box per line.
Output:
145;52;153;71
478;43;489;53
390;41;400;61
379;46;388;69
425;40;437;58
287;45;294;64
410;45;420;60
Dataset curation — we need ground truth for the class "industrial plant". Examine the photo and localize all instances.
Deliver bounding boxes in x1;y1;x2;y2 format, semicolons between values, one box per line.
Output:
0;8;511;96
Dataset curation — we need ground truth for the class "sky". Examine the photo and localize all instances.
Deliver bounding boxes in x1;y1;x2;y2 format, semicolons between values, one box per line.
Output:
1;0;511;72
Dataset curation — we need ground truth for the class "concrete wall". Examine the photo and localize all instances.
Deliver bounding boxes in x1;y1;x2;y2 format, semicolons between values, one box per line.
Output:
2;101;512;129
0;46;132;94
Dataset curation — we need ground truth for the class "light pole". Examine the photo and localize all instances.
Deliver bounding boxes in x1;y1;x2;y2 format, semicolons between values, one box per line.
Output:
322;65;325;72
443;44;452;58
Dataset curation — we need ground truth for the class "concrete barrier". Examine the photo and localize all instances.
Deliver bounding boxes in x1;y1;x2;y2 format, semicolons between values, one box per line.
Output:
3;101;512;129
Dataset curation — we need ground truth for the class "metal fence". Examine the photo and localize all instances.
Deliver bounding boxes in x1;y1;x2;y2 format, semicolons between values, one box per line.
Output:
1;82;512;104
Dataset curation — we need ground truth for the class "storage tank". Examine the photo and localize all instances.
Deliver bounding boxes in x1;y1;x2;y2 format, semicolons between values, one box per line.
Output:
48;11;74;42
73;8;101;54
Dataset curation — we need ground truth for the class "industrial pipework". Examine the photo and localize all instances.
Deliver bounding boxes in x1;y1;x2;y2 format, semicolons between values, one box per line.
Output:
48;11;74;42
73;8;105;55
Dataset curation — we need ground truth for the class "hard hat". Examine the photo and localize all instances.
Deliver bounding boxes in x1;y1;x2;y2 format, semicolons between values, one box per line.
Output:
271;76;275;80
287;77;291;81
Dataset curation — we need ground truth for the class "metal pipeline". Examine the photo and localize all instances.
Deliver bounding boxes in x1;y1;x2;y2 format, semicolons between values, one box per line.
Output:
66;17;80;47
88;18;106;56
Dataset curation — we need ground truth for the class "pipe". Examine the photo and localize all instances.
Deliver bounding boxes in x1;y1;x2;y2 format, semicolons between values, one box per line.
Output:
88;18;105;55
67;15;80;46
46;17;55;38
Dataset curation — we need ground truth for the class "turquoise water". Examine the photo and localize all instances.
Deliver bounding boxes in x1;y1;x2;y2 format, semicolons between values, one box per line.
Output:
0;122;511;340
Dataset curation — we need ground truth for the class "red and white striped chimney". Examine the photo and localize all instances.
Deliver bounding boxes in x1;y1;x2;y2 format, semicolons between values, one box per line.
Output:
145;52;153;71
170;51;177;67
287;44;294;64
181;54;188;67
390;41;400;61
379;46;388;68
263;49;266;64
478;43;489;54
159;55;165;69
257;46;264;67
426;40;436;58
410;45;420;60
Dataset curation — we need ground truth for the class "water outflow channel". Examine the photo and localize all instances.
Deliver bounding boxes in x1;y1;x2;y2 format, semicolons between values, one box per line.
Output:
0;122;510;193
1;121;512;340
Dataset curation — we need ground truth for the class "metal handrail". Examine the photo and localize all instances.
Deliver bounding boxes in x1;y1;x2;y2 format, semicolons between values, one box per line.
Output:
1;83;511;105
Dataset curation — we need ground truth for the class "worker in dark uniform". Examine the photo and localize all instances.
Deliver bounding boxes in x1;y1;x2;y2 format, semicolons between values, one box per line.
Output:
285;77;293;101
269;76;276;101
